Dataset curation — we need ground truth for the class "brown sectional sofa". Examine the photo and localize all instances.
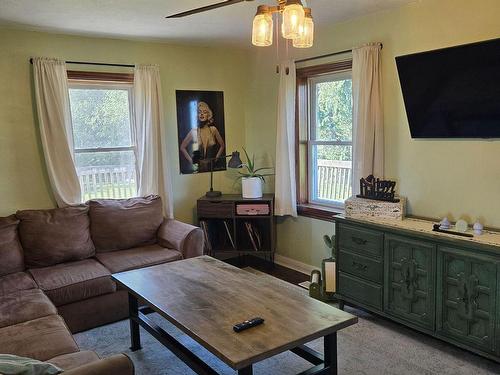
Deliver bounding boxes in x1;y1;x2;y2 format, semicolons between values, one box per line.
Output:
0;195;204;374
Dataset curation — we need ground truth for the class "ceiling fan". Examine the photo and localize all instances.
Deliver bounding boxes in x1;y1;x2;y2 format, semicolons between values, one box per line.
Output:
165;0;255;19
165;0;314;48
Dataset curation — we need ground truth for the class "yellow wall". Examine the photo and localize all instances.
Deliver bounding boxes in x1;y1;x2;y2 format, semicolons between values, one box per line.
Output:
1;0;499;268
246;0;500;267
0;28;250;223
277;216;333;267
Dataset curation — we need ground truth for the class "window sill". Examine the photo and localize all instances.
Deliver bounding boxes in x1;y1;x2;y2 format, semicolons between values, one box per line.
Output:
297;204;343;222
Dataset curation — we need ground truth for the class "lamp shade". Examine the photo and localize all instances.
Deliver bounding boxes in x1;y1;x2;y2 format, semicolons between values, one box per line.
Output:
252;6;273;47
282;1;305;39
293;8;314;48
227;151;243;168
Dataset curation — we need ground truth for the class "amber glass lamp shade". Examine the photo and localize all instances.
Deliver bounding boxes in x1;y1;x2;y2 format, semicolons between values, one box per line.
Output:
293;8;314;48
252;6;273;47
281;0;305;39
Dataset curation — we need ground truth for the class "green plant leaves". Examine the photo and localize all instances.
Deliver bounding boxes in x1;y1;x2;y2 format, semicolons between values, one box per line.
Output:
242;148;254;173
238;148;275;181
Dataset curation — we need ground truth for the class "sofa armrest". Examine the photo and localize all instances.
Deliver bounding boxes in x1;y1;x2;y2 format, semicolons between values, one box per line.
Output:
63;354;134;375
157;219;204;259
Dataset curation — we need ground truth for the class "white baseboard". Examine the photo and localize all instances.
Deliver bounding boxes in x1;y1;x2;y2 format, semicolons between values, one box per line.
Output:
274;254;317;276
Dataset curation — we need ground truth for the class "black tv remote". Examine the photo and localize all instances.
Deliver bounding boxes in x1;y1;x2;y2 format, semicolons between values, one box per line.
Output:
233;317;264;333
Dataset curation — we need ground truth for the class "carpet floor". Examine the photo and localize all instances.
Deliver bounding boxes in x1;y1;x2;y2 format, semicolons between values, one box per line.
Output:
74;305;500;374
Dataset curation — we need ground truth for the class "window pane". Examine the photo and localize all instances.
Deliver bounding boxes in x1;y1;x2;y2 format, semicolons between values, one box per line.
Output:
69;88;132;149
75;150;137;201
312;145;352;203
314;79;352;142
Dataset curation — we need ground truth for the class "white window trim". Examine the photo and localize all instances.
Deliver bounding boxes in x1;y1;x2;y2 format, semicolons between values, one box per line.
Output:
307;70;353;209
68;80;138;199
68;81;136;155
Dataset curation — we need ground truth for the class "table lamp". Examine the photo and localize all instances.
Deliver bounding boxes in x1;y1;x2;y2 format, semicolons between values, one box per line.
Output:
202;151;242;198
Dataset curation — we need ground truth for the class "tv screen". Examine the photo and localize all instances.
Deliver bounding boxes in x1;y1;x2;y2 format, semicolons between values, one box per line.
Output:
396;38;500;138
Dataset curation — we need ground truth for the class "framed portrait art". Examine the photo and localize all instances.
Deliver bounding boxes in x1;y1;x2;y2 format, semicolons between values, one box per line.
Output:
176;90;226;174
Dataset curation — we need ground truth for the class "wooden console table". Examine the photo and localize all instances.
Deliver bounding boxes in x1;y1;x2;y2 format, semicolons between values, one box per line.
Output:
197;194;276;264
334;214;500;363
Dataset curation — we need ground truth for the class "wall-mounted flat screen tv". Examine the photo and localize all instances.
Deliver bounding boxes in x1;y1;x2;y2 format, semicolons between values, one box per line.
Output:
396;38;500;138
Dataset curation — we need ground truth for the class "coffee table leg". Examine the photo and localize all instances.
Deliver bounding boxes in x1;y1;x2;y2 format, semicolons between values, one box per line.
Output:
238;365;253;375
128;293;142;351
324;332;337;375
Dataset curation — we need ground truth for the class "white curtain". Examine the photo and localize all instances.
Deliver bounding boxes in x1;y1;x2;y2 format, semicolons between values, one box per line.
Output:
352;43;384;194
33;57;81;206
133;64;174;218
274;61;297;217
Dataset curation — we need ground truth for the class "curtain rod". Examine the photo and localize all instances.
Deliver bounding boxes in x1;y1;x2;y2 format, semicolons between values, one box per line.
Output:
295;43;383;64
29;58;135;68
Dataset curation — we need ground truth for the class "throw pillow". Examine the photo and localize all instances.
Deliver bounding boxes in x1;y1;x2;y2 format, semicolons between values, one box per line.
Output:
0;354;62;375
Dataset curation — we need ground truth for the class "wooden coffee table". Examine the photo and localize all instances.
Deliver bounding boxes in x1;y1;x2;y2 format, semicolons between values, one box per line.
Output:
112;256;357;374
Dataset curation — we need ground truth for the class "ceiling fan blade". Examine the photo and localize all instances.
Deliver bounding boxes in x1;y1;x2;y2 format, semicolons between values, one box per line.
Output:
166;0;251;18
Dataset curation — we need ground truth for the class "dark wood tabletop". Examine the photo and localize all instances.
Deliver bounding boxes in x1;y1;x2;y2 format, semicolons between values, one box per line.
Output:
197;194;274;202
112;256;357;370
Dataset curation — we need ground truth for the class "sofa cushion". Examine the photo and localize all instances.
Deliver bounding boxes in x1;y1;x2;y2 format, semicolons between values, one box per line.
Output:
29;259;116;306
0;288;57;329
0;315;78;361
89;195;163;252
95;244;182;273
58;290;129;333
17;206;95;268
48;351;100;371
0;215;25;277
0;271;37;296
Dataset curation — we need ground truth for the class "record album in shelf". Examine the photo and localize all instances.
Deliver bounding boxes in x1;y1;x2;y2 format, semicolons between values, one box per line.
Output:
197;194;275;265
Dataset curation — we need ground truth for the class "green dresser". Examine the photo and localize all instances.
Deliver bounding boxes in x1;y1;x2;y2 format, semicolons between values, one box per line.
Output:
436;247;497;354
385;235;436;331
337;224;384;311
335;216;500;362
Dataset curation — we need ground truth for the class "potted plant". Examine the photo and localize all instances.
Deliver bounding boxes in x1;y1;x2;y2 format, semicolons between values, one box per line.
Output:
236;148;274;198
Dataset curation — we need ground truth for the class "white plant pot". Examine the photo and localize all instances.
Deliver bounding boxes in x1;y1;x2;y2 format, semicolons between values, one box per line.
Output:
242;177;263;199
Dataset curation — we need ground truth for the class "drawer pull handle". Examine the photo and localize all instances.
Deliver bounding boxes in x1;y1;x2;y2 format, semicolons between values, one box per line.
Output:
399;258;418;302
352;261;368;271
457;272;480;322
352;236;368;245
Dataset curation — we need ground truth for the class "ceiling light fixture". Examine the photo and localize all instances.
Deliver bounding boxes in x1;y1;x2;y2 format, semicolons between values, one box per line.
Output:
292;7;314;48
251;0;314;48
252;5;273;47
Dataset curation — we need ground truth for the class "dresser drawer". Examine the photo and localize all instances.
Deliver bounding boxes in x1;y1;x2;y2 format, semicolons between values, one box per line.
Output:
338;224;383;258
338;272;383;310
197;200;234;218
338;250;383;284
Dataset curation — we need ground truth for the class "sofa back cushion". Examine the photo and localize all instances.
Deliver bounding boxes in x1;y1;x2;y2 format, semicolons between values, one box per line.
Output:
89;195;163;252
0;215;25;277
17;206;95;268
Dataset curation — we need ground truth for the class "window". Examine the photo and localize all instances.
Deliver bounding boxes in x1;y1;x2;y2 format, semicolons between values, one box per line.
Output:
68;72;137;201
296;61;353;219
